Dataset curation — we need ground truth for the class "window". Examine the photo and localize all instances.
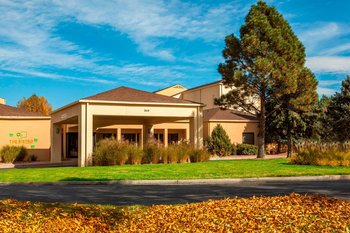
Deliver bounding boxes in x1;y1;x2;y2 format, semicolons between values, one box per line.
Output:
102;133;116;139
243;133;254;145
122;133;140;143
168;133;179;143
154;133;164;143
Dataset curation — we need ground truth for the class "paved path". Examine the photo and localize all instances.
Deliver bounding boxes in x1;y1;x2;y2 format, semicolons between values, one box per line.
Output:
0;179;349;205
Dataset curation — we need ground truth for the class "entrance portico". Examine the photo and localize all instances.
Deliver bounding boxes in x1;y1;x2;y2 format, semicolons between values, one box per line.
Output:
51;87;204;167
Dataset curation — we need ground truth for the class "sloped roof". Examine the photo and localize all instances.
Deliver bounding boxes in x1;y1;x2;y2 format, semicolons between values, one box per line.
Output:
181;80;222;93
203;108;258;122
0;104;45;117
82;86;199;104
154;84;187;94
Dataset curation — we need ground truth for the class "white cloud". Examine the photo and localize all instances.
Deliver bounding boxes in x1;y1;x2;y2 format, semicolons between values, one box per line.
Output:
297;22;350;55
0;0;244;87
320;43;350;56
306;56;350;73
52;0;243;60
317;87;338;96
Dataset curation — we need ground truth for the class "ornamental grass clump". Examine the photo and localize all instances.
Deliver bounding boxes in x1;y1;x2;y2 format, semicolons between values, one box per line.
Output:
93;138;129;166
128;144;143;165
189;148;211;162
0;145;27;163
291;142;350;166
143;139;162;164
176;143;191;163
165;145;178;164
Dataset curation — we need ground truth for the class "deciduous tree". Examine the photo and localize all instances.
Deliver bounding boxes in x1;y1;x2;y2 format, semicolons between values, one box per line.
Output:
17;94;52;115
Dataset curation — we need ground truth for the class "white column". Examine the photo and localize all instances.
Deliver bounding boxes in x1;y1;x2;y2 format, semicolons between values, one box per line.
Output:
50;123;62;163
78;104;86;167
85;103;93;166
164;128;168;147
117;127;122;141
197;106;204;149
62;125;67;160
190;111;198;148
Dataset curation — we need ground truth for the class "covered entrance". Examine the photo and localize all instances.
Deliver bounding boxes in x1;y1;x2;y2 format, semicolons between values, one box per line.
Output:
50;87;204;167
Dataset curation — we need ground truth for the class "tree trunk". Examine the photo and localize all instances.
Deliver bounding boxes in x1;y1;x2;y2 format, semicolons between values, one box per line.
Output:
257;97;266;159
286;110;292;158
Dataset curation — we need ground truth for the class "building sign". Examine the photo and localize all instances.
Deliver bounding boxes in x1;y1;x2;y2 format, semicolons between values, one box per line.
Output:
8;131;39;148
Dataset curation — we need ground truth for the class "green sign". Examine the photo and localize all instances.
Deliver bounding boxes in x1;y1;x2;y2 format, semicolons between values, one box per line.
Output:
31;145;36;149
34;138;38;142
9;133;14;137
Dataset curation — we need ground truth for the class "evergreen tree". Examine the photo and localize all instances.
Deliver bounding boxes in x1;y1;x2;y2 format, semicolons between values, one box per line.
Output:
267;68;318;157
215;0;305;158
17;94;52;115
326;76;350;142
205;124;232;156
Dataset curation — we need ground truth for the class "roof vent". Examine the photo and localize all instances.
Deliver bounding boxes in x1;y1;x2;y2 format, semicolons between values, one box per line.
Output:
0;98;5;105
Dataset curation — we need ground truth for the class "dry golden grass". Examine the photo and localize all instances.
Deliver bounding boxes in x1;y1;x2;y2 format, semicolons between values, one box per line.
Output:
1;194;349;232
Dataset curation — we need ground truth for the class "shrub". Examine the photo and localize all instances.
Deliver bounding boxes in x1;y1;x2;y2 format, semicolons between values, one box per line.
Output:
165;145;178;164
291;142;350;166
128;144;143;165
236;144;258;155
30;155;38;162
0;145;27;163
205;124;232;156
143;140;162;164
189;149;211;162
94;138;129;166
177;143;191;163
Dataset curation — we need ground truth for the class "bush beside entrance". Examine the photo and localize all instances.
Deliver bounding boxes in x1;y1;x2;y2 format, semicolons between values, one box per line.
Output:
0;145;28;163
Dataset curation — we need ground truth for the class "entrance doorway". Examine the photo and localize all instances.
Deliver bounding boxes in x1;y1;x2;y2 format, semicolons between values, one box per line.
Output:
67;133;78;158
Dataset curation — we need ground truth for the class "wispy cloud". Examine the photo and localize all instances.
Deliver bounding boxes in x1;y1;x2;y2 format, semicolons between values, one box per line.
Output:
317;87;338;96
52;0;244;60
297;22;350;55
0;0;244;87
306;56;350;73
320;43;350;56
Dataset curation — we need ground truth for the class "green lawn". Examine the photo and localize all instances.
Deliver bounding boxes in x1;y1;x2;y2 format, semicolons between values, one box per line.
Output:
1;158;350;182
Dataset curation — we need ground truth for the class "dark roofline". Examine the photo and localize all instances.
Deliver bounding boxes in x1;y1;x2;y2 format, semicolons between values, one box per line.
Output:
0;104;49;118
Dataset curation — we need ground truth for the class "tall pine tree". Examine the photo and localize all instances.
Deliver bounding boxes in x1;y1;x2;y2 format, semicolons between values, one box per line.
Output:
215;1;306;158
267;68;318;157
326;76;350;142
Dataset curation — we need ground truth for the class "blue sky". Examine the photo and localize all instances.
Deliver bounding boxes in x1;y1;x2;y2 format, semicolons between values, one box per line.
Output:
0;0;349;109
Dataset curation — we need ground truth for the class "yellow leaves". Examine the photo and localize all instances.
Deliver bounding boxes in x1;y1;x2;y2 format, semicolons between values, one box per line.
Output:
0;195;350;232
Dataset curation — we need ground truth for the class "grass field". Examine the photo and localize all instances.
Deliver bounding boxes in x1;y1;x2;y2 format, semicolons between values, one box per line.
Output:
1;194;349;232
1;158;350;182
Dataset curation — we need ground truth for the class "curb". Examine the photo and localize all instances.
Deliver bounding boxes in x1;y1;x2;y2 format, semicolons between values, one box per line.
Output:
0;175;350;186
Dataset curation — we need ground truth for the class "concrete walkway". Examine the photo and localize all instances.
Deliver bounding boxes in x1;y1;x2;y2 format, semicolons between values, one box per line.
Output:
0;159;77;169
210;154;287;160
0;177;349;205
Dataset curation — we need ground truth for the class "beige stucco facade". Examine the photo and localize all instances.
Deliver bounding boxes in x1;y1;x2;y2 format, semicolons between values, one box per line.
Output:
0;117;51;161
204;121;259;145
155;84;187;97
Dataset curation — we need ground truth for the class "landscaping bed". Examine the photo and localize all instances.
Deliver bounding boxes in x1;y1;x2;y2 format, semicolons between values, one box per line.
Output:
0;194;349;232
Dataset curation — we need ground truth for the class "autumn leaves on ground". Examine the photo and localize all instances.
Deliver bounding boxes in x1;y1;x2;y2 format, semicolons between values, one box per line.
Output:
1;194;349;232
